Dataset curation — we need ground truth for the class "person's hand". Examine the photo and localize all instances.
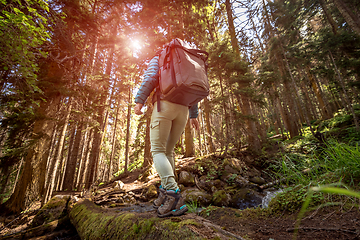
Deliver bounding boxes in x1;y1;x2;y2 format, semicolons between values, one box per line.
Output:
134;103;144;115
190;118;200;131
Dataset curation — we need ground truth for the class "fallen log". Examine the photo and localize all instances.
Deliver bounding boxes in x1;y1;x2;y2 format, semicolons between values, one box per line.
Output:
68;198;244;239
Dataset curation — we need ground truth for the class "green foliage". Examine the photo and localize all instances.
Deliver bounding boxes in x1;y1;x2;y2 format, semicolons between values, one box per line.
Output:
0;0;49;89
323;141;360;185
199;205;216;217
226;174;237;185
268;117;360;216
268;185;324;213
326;110;354;129
186;201;201;214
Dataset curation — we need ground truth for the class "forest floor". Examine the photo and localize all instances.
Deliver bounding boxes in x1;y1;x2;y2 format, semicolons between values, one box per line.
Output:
1;152;359;240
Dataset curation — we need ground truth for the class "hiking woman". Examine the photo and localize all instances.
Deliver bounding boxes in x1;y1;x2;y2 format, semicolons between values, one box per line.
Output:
134;50;199;218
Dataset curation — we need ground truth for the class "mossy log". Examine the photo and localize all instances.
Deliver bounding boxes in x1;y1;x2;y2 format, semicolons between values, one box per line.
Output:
68;199;245;240
0;216;69;240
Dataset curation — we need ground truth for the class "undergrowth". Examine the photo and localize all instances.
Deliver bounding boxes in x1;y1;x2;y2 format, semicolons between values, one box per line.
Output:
267;109;360;216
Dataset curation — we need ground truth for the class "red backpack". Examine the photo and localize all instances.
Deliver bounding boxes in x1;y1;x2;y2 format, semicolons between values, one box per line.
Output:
156;38;210;110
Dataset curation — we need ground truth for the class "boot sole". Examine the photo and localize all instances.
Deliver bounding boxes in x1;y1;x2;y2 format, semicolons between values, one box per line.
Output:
157;205;188;218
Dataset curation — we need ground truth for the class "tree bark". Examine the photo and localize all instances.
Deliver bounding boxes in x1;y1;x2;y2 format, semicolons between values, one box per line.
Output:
319;0;338;35
185;119;195;157
219;75;230;155
124;87;132;173
62;120;83;191
143;101;153;168
332;0;360;36
43;100;72;204
3;96;61;214
77;129;93;190
203;98;215;153
305;67;332;119
108;100;120;180
68;199;246;240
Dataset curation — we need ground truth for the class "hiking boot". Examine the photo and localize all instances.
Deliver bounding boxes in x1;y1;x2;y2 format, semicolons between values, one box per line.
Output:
157;189;188;218
153;186;166;209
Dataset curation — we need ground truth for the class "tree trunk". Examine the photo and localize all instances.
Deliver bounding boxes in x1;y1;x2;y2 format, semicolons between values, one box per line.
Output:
219;75;230;155
77;129;93;190
62;120;83;191
108;101;120;180
332;0;360;36
124;87;132;174
3;96;61;214
68;199;245;240
225;0;261;151
299;78;317;120
61;124;76;191
43;100;72;204
0;167;10;204
185;119;195;157
225;0;240;57
85;41;115;187
143;101;153;168
200;104;209;155
305;67;332;119
319;0;338;35
203;98;215;153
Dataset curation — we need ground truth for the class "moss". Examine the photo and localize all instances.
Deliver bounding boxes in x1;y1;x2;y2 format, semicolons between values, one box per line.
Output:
69;200;204;240
212;190;229;206
31;196;69;228
44;197;68;209
178;219;200;228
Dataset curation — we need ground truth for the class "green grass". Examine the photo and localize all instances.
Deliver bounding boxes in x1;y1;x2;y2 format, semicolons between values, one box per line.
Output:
275;140;360;187
322;141;360;185
186;201;201;213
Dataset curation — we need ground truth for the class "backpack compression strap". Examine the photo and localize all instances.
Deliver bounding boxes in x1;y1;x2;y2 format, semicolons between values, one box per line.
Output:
172;45;209;62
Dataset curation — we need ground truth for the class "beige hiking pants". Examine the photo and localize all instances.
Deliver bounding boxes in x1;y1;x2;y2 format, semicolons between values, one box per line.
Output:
150;100;189;191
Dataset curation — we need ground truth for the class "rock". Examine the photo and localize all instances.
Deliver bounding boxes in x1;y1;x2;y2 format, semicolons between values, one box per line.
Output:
229;188;262;210
197;175;211;192
197;176;225;193
112;180;125;190
247;167;261;178
145;185;158;200
213;179;226;189
212;190;231;207
234;175;249;188
224;165;240;175
249;176;266;185
221;173;248;188
183;188;212;206
178;171;195;187
223;158;246;174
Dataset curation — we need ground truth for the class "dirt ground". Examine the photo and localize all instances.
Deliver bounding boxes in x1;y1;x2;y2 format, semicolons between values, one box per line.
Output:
203;204;360;240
